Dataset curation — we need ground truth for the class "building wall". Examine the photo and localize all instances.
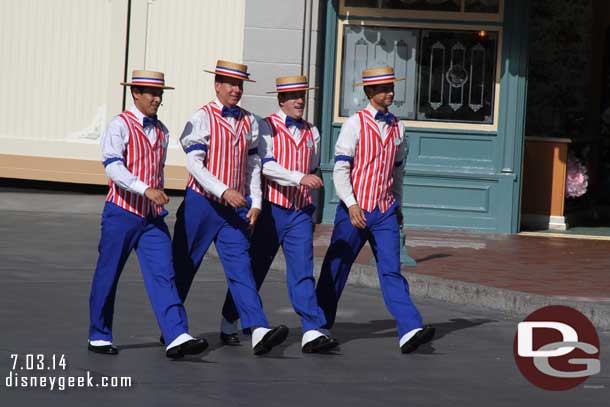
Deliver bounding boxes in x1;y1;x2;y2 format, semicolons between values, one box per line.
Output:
0;0;247;187
318;0;529;233
240;0;325;124
127;0;246;167
0;0;127;162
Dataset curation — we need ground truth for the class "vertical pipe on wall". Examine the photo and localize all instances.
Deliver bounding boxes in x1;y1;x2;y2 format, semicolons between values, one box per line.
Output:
122;0;132;111
302;0;313;121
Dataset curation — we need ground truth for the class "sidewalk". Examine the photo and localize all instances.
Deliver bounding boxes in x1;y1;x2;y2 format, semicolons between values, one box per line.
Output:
306;225;610;331
2;188;609;330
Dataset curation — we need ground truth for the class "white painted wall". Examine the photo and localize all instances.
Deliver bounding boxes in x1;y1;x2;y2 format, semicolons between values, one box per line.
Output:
0;0;127;160
240;0;324;125
0;0;246;168
127;0;246;166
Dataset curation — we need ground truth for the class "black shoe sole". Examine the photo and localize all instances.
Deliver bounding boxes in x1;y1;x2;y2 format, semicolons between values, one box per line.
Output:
401;326;435;354
166;339;209;359
220;333;241;346
302;337;340;354
253;325;289;356
88;344;119;355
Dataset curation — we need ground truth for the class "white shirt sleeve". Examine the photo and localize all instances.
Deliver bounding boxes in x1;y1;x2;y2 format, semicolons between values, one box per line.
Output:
259;119;306;187
390;122;407;204
333;115;360;208
101;116;150;196
245;115;262;210
181;109;230;199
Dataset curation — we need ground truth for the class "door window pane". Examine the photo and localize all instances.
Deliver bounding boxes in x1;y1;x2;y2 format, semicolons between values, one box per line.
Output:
345;0;460;11
340;25;419;119
344;0;380;6
338;25;499;125
417;29;497;123
464;0;499;13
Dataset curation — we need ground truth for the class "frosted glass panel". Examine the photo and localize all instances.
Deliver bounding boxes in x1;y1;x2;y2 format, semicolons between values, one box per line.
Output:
339;25;418;119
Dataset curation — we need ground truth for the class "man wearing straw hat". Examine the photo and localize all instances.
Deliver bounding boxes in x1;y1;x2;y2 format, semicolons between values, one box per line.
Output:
173;60;289;355
316;66;435;354
221;75;339;353
88;70;208;359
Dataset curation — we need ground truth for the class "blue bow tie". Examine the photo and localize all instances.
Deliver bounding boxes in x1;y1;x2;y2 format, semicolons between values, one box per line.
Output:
374;111;395;125
285;116;303;129
143;116;158;128
221;106;241;118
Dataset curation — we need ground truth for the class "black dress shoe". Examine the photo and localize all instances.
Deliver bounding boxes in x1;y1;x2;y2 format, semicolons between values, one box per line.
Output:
253;325;289;356
159;335;165;345
220;332;240;346
166;338;209;359
88;343;119;355
401;325;435;354
302;336;340;354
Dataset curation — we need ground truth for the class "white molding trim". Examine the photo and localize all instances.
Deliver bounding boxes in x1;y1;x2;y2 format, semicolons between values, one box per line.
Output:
521;213;567;231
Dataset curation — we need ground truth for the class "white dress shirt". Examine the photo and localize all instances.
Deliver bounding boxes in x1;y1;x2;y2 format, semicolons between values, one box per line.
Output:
101;105;169;196
180;99;262;209
333;103;408;208
259;109;321;187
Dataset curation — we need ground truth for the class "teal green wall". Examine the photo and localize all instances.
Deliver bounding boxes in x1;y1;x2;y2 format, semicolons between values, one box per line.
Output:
318;0;529;233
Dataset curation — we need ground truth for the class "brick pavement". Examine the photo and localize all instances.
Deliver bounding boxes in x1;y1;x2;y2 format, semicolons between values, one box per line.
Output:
313;225;610;302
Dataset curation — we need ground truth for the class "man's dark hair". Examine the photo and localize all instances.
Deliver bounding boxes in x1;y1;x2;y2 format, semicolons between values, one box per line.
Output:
130;86;144;100
277;92;288;106
363;85;375;99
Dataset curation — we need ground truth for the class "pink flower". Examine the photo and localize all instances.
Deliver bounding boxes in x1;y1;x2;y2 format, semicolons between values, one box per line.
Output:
566;154;588;198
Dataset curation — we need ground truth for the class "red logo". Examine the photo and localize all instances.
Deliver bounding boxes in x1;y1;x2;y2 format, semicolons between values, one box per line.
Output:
513;305;601;391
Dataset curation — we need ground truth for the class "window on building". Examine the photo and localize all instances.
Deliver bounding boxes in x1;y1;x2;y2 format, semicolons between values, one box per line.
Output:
464;0;499;13
418;29;497;123
339;25;419;119
345;0;461;12
343;0;501;15
336;0;502;128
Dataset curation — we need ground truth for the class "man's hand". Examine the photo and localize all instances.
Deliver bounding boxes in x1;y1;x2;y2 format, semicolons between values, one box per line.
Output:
144;188;169;205
300;174;324;189
222;189;247;208
348;204;367;229
246;207;262;228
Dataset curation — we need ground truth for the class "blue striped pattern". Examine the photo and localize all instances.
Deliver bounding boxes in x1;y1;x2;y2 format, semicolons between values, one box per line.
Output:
185;144;207;153
102;157;124;167
335;155;353;164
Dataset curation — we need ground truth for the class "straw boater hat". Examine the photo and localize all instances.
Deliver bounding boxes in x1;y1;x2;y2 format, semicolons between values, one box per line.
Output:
354;66;405;87
204;60;255;82
266;75;317;94
120;70;174;89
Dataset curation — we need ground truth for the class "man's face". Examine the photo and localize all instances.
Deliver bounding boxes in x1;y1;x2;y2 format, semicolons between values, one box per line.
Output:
366;83;395;109
132;86;163;117
215;76;244;107
278;90;306;120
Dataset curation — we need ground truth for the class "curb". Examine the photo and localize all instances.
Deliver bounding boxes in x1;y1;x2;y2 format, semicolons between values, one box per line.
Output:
207;245;610;331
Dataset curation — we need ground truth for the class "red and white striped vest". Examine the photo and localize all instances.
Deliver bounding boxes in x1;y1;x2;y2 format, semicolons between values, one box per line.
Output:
351;109;400;213
105;111;165;217
187;102;252;204
264;114;315;210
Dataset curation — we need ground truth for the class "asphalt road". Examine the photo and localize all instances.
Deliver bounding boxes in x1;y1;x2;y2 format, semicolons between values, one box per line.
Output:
0;204;608;406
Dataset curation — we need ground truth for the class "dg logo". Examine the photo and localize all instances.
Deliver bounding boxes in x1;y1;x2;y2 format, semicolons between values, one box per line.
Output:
513;305;601;391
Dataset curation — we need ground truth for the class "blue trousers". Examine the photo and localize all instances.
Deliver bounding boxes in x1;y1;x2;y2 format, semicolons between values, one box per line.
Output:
172;188;269;329
222;201;327;333
316;202;423;338
89;202;189;344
